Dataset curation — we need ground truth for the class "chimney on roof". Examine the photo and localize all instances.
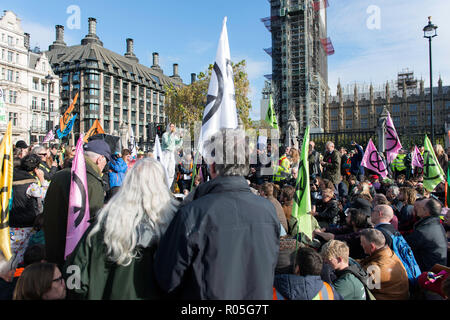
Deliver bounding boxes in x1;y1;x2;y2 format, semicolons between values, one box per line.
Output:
81;17;103;46
49;25;67;51
24;33;30;51
173;64;179;77
124;38;139;63
151;52;162;73
88;17;97;36
191;73;196;84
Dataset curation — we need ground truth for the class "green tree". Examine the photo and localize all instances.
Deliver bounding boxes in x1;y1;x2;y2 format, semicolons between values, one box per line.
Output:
164;60;252;133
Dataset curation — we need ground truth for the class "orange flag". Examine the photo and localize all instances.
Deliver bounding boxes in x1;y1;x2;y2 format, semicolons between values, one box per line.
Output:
60;92;79;131
83;119;105;143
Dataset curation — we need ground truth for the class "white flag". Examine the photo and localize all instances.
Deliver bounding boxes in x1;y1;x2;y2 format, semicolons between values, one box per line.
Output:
153;135;171;188
198;17;238;154
43;130;55;143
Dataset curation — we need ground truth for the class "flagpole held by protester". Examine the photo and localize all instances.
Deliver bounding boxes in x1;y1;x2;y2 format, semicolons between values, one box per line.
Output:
292;126;313;242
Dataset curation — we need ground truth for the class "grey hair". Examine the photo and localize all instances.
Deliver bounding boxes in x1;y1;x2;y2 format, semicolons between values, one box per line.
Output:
84;151;102;161
326;141;334;148
31;145;46;155
388;185;400;197
87;158;179;266
203;128;250;177
361;228;386;249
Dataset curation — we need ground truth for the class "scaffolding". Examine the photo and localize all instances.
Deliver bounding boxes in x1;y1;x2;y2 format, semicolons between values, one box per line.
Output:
262;0;331;135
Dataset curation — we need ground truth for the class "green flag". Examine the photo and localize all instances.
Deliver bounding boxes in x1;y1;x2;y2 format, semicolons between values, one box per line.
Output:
423;135;445;192
265;95;278;129
292;126;312;240
445;166;450;208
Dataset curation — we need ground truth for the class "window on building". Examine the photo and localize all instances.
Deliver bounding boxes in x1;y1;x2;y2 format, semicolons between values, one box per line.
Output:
7;51;13;62
33;79;39;90
393;105;400;113
345;108;352;118
345;119;353;129
7;70;13;81
50;100;54;112
393;116;400;127
41;82;46;92
446;102;450;111
41;98;46;111
1;68;4;79
7;36;13;46
360;107;368;116
409;115;417;126
15;71;19;83
331;120;338;130
32;97;38;110
8;90;17;104
376;106;383;115
9;112;17;126
409;104;417;112
360;118;369;129
72;73;80;82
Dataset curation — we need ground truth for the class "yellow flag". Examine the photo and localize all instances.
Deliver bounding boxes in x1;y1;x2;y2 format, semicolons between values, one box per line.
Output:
60;92;79;131
83;119;105;143
0;122;13;261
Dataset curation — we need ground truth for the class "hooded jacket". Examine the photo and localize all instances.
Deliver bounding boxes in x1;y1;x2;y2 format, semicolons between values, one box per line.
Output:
10;168;40;228
274;274;342;300
108;156;128;188
154;175;280;300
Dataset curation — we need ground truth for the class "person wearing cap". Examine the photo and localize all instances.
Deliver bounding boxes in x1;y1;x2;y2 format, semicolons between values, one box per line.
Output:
14;141;29;162
43;139;111;269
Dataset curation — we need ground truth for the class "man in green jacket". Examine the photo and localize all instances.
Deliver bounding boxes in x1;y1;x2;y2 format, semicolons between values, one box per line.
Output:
321;240;367;300
43;140;111;269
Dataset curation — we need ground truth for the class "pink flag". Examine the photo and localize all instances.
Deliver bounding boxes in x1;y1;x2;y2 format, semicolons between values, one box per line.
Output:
43;130;55;143
412;145;424;169
361;139;388;178
385;112;402;163
64;135;90;259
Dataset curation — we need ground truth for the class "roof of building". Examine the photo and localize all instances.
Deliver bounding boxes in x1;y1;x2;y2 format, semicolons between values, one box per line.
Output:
46;42;182;90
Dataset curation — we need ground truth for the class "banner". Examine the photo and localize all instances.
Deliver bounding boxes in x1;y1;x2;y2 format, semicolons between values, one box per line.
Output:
60;92;79;132
65;135;90;259
0;122;14;261
56;114;77;139
43;130;55;144
361;139;388;178
198;17;238;154
83;120;105;143
423;135;445;192
385;112;402;163
411;145;424;169
292;126;312;241
265;94;278;130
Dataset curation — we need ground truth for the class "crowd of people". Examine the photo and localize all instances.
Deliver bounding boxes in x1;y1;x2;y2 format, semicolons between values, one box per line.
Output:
0;127;449;301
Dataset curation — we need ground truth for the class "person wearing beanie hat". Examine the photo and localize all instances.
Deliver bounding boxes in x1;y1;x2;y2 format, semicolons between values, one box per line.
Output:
43;139;110;269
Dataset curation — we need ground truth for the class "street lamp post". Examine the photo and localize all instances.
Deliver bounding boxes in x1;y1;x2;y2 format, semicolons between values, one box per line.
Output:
423;16;438;145
45;74;54;134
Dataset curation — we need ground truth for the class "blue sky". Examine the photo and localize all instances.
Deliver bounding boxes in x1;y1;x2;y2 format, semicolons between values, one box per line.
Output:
5;0;450;120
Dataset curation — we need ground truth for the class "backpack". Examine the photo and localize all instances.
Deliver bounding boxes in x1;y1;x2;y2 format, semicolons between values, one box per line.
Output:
383;228;421;286
345;259;377;301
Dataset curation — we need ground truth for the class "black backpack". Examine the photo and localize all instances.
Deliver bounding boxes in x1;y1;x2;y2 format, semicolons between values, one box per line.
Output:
341;259;377;301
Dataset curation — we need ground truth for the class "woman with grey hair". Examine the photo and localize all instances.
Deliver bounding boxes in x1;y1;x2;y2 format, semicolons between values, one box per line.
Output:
64;158;179;300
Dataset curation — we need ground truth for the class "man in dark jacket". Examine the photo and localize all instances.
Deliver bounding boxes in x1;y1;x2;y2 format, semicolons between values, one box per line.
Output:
154;129;280;300
274;247;342;300
43;140;111;269
321;141;341;187
308;141;321;178
350;142;364;181
405;198;447;272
